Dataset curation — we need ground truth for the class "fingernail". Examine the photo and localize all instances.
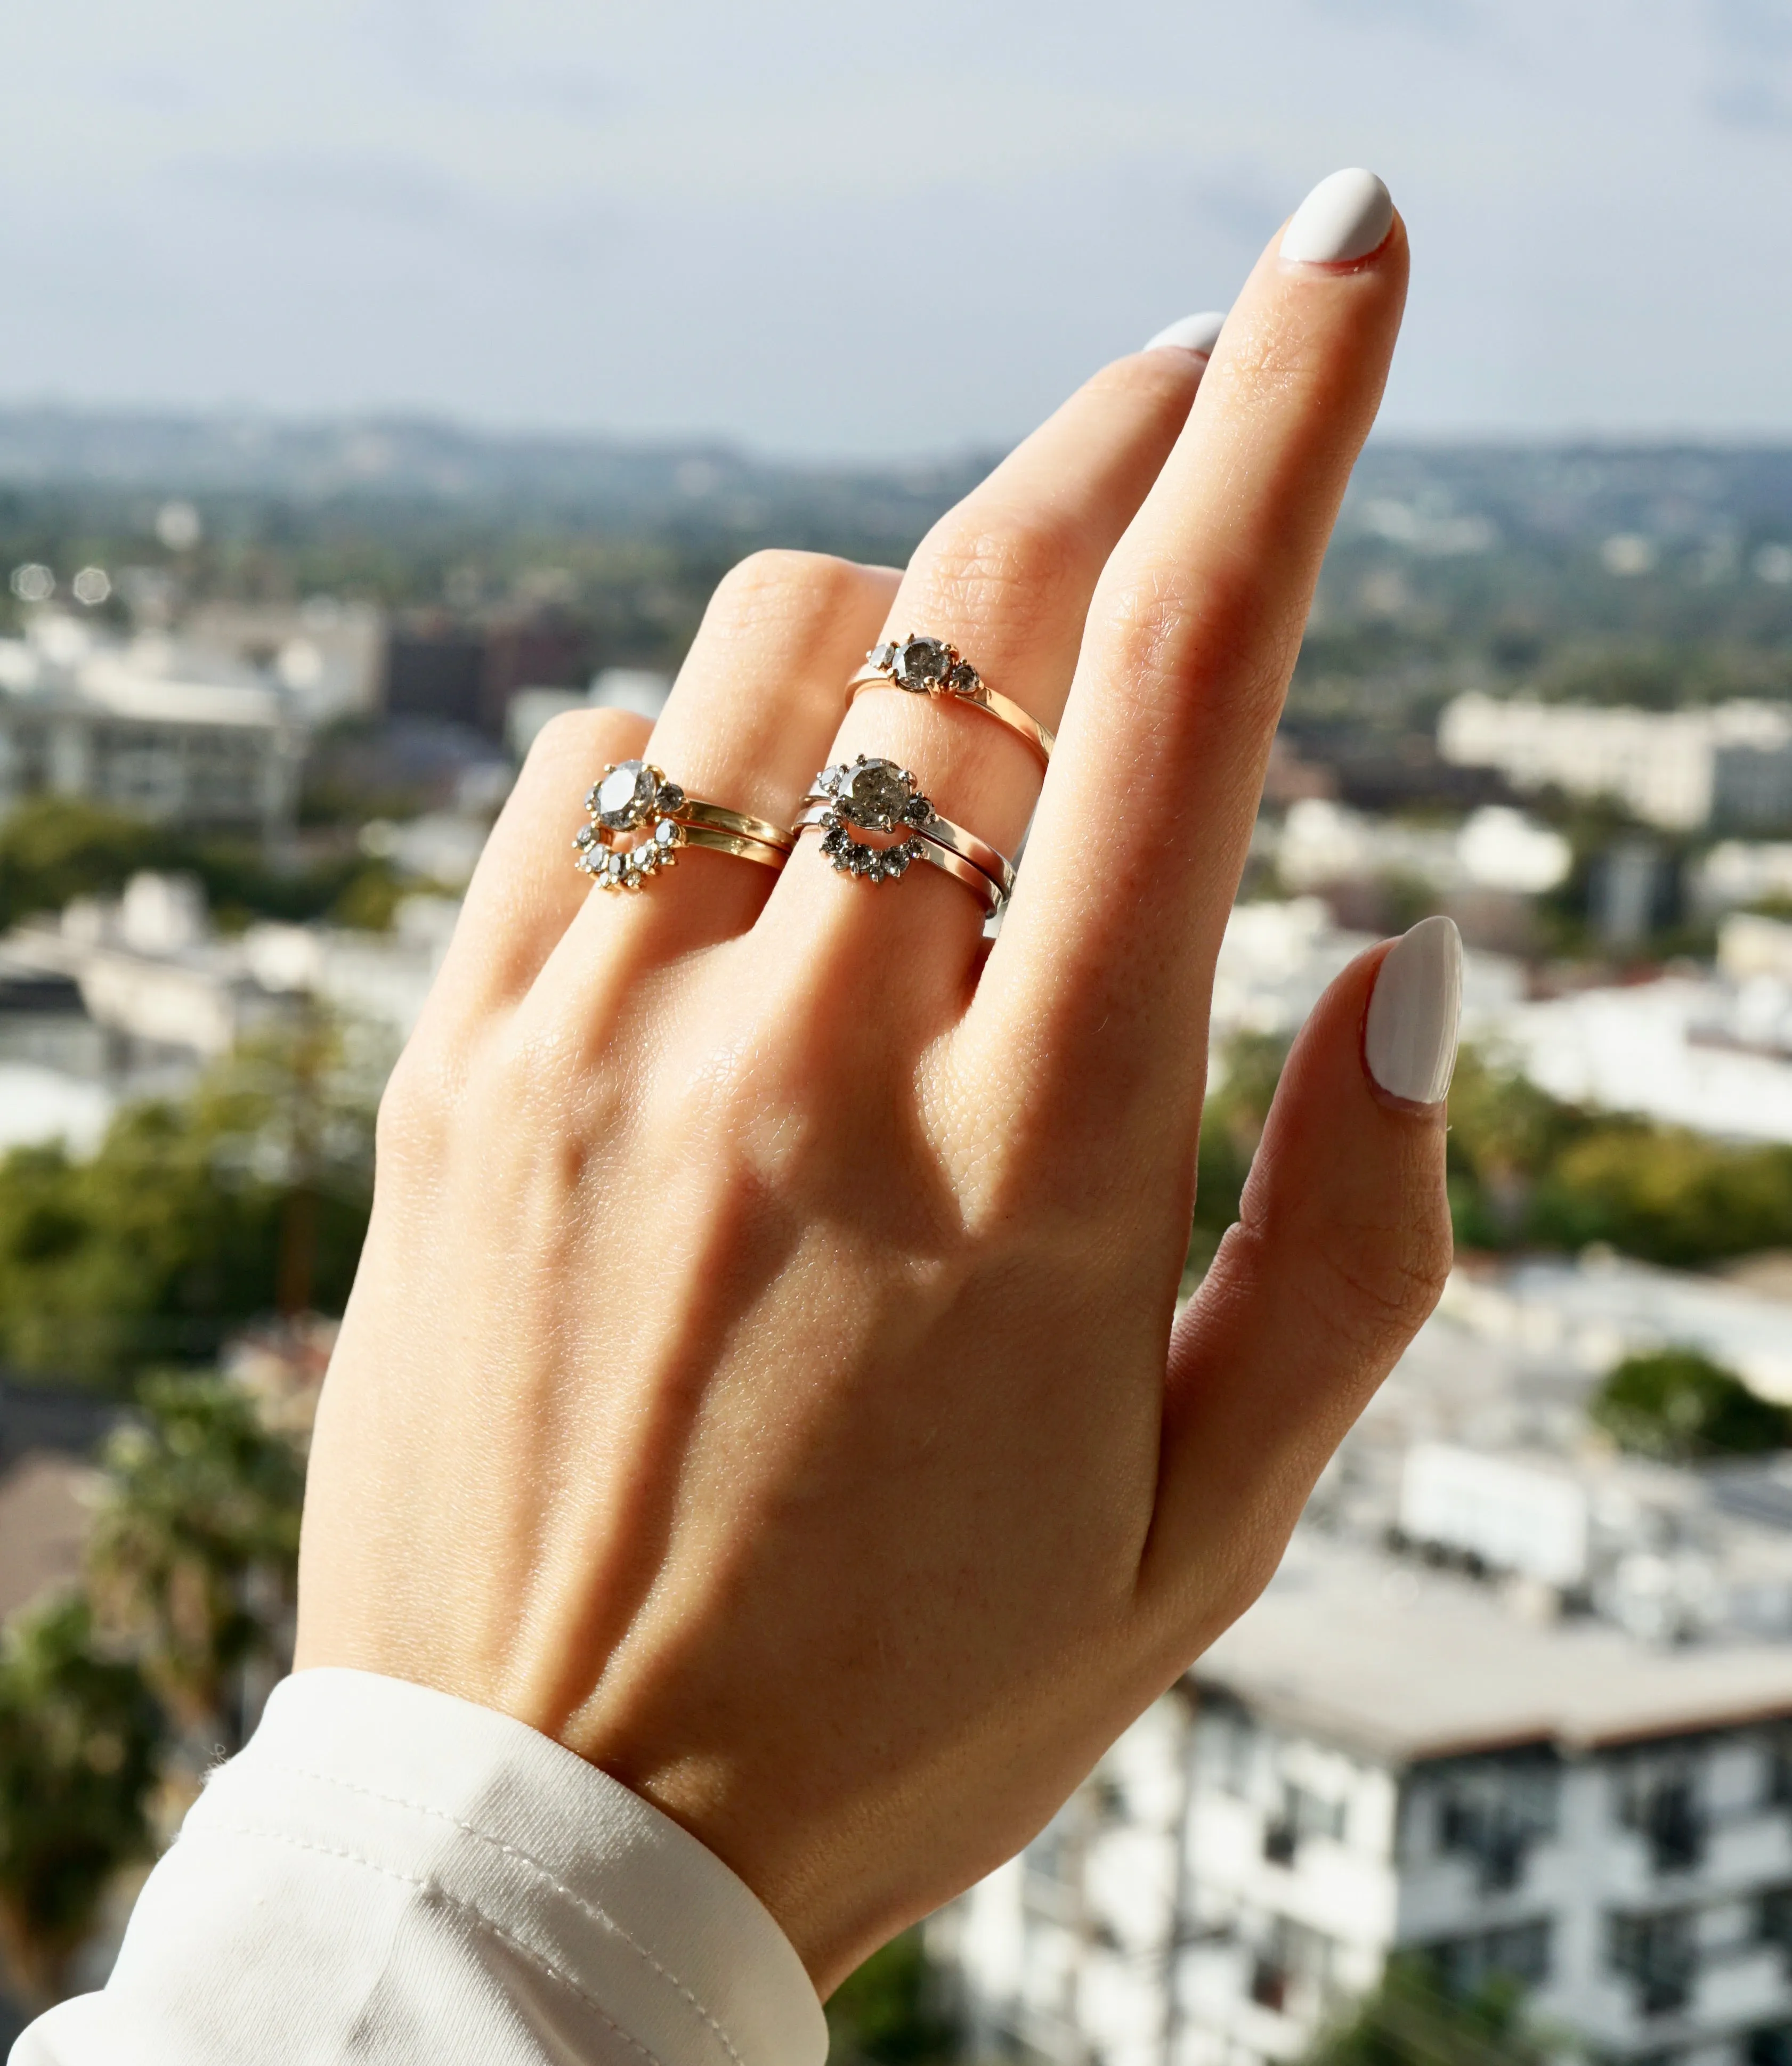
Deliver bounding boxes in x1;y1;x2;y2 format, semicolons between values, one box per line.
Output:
1143;310;1227;356
1364;915;1461;1106
1280;168;1394;265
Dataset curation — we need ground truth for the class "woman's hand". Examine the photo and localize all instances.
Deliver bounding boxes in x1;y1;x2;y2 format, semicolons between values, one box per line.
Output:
296;172;1450;1995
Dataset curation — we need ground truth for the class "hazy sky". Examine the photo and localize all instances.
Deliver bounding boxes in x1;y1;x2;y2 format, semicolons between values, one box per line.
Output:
4;1;1792;456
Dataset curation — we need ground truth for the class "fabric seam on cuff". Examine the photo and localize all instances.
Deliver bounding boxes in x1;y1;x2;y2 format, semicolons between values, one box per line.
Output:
190;1819;667;2066
255;1759;751;2066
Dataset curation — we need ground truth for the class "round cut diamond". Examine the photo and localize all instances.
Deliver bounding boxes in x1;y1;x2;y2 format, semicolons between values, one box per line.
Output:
892;638;952;692
945;661;981;697
838;758;913;830
654;817;679;847
869;640;898;672
595;760;659;831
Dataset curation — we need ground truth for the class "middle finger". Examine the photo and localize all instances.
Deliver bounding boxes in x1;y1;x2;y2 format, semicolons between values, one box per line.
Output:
758;339;1221;989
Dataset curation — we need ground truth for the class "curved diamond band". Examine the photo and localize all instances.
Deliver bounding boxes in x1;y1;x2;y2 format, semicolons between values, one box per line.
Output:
792;756;1014;918
845;634;1054;769
574;760;791;893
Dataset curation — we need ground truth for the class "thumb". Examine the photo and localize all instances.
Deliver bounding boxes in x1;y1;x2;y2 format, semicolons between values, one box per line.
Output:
1139;916;1462;1637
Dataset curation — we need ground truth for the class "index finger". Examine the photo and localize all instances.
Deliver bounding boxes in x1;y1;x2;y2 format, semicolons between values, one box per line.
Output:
966;170;1409;1181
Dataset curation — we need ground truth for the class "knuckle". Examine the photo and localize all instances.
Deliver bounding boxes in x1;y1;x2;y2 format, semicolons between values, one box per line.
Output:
1306;1206;1453;1355
523;706;642;777
914;510;1082;628
374;1037;453;1175
1096;566;1291;733
704;548;878;640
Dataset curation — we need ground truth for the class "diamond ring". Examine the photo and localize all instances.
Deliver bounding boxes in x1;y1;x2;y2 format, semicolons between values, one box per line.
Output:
844;635;1055;769
573;760;791;892
792;757;1016;918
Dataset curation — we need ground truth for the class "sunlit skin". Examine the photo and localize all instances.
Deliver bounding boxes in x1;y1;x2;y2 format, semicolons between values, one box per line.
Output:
296;208;1448;1996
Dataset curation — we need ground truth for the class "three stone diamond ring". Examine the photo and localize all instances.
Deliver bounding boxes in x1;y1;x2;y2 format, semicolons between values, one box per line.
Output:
573;758;791;892
845;633;1056;770
792;755;1016;918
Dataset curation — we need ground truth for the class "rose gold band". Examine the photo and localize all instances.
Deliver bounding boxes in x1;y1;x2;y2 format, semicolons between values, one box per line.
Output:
791;803;1007;917
797;791;1016;904
845;636;1055;770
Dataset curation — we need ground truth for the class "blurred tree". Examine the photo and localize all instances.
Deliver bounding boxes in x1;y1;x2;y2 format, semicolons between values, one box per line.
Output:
0;1021;376;1385
1531;1127;1792;1267
1591;1348;1791;1463
0;1595;163;2009
0;794;404;936
1303;1958;1549;2066
86;1372;305;1753
826;1931;958;2066
1446;1049;1792;1266
0;799;163;933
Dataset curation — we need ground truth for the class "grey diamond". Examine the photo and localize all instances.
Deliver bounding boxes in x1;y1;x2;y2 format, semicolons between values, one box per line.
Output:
838;758;913;831
595;760;659;831
893;637;952;692
901;796;936;828
869;640;898;671
945;661;981;697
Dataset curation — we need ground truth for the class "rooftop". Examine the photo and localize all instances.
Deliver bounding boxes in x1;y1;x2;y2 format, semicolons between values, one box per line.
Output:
1195;1533;1792;1763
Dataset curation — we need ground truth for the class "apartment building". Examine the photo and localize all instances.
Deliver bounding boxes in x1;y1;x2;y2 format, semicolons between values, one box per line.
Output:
1438;694;1792;832
940;1531;1792;2066
0;616;299;837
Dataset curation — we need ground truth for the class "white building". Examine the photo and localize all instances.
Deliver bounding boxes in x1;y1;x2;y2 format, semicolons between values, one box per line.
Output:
1498;978;1792;1144
0;615;299;837
1439;695;1792;832
178;598;385;727
1274;800;1571;898
940;1533;1792;2066
1211;898;1525;1055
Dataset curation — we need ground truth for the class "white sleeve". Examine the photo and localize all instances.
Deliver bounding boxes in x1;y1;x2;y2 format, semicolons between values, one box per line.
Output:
11;1666;829;2066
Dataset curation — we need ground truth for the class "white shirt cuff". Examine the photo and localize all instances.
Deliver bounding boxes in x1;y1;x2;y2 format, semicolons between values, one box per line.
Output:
14;1666;828;2066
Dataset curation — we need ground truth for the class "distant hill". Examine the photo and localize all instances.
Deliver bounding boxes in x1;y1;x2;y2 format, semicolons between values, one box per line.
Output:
0;406;992;546
2;408;1791;548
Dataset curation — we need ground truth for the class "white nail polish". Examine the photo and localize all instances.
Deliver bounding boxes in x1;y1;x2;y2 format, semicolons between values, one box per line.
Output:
1364;915;1462;1105
1144;310;1227;356
1279;168;1394;265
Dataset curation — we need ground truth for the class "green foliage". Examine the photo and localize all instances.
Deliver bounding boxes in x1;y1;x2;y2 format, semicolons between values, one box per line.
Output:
87;1373;306;1742
1591;1348;1792;1462
0;799;164;934
1447;1050;1792;1266
1304;1958;1551;2066
0;795;402;937
0;1023;375;1385
1196;1034;1291;1236
0;1594;164;2006
826;1931;958;2066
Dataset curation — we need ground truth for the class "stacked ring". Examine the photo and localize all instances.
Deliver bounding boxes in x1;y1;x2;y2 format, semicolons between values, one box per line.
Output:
574;760;791;892
845;634;1054;769
793;756;1015;919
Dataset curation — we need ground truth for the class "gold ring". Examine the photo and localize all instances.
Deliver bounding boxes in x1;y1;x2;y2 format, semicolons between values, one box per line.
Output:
844;635;1053;769
791;756;1013;918
574;760;791;892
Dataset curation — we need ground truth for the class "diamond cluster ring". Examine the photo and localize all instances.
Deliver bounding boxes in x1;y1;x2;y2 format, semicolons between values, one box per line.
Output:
574;760;791;892
792;756;1016;918
845;634;1055;769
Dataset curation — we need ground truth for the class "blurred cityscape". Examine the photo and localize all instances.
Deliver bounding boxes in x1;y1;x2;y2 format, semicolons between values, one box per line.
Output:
5;414;1792;2061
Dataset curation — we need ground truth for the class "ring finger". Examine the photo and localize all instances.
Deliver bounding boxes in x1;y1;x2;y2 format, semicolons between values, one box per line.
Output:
759;338;1220;989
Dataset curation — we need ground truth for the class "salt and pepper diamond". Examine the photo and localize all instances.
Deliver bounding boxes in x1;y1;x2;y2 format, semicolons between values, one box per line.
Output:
869;636;985;704
586;760;687;834
574;760;689;891
811;757;937;884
